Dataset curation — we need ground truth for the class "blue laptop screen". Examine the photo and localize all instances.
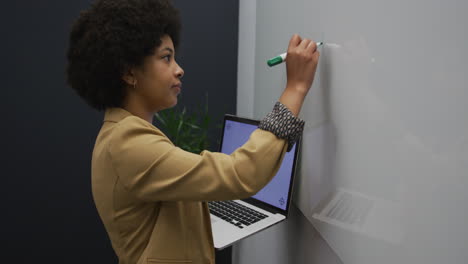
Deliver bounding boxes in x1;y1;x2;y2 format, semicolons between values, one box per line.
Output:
220;119;297;210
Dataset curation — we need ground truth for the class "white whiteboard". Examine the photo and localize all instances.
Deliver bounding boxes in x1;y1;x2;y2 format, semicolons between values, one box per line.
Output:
250;0;468;263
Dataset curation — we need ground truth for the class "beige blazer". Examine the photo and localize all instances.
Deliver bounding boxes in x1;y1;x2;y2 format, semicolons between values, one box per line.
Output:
91;108;288;264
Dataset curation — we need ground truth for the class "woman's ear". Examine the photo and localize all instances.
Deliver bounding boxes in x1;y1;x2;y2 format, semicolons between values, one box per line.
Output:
122;68;137;86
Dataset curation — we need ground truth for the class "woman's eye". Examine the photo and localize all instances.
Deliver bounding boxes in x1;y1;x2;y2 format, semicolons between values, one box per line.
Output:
163;55;172;62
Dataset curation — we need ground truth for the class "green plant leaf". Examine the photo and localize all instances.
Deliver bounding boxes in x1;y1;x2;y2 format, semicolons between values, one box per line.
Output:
153;94;220;154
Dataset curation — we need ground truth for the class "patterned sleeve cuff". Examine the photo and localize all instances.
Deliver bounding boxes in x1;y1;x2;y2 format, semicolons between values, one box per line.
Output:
258;102;305;152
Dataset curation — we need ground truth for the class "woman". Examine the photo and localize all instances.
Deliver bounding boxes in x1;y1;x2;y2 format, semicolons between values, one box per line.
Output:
66;0;319;263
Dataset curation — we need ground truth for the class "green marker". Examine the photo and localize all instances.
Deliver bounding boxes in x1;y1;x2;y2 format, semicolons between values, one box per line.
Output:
267;42;323;67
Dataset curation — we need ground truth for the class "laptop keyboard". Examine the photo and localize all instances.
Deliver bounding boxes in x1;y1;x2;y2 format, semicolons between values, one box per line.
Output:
208;200;269;229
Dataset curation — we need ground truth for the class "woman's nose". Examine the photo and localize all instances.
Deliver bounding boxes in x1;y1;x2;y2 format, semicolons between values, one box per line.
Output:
176;64;184;79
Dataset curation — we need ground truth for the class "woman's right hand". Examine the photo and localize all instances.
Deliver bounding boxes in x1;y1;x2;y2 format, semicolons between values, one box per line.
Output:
279;34;320;116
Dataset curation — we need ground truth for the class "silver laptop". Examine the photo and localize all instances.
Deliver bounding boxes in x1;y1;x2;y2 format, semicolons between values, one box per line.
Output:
208;114;301;249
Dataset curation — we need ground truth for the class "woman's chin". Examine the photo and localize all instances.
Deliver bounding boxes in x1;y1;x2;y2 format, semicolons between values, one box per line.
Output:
169;98;178;108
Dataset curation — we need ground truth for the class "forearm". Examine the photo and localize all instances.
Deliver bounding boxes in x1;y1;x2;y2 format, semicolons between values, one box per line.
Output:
278;84;307;117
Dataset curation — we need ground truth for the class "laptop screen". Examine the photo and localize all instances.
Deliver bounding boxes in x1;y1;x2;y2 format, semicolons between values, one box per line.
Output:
220;117;298;211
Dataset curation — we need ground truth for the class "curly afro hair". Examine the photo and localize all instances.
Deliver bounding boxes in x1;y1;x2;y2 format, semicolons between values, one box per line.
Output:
66;0;181;111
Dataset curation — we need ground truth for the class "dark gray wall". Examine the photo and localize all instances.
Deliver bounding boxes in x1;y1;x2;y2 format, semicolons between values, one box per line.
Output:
1;0;237;263
172;0;238;151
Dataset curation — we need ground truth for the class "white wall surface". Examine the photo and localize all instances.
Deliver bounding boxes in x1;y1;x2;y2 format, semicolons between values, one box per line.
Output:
236;0;256;118
237;0;468;263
